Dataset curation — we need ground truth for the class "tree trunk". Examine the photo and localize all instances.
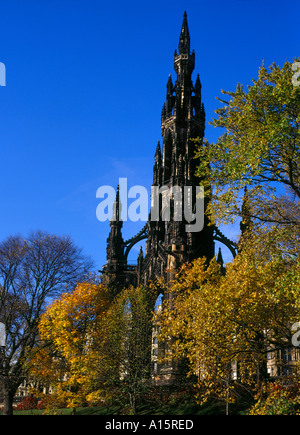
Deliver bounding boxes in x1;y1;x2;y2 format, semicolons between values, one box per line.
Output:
129;392;136;415
1;375;19;415
3;386;14;415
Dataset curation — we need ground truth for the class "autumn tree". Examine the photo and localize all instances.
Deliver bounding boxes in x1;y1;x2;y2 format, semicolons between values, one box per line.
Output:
30;282;110;413
0;231;93;415
158;232;300;412
196;59;300;228
31;284;155;414
102;285;155;414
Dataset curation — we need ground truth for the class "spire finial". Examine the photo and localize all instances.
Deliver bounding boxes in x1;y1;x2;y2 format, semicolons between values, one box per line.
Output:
112;184;122;222
155;141;161;156
217;247;225;275
179;11;190;54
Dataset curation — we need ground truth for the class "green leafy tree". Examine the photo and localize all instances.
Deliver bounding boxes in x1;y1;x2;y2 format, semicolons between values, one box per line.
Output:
196;59;300;228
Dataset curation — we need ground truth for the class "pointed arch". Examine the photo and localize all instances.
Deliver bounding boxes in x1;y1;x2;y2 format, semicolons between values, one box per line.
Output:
213;226;238;259
123;224;148;261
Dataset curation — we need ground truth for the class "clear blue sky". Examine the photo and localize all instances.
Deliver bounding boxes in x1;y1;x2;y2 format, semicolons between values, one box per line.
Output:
0;0;298;269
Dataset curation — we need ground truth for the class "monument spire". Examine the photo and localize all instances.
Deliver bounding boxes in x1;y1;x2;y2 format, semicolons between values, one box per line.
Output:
178;11;190;54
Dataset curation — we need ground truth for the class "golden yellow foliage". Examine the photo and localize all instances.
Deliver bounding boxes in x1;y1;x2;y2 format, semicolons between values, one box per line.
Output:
30;282;111;410
158;229;300;407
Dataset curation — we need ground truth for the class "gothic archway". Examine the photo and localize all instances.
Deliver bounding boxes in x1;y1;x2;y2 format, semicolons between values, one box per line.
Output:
123;224;148;261
212;225;238;259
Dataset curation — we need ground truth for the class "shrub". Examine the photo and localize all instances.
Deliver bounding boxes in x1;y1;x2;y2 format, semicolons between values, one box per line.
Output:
16;396;38;410
249;381;300;415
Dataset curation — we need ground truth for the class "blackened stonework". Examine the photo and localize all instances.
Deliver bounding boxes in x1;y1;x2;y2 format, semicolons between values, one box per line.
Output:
102;11;239;386
103;12;216;295
144;10;215;285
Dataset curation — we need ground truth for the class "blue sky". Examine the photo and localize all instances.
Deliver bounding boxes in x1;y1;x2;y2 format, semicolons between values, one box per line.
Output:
0;0;298;269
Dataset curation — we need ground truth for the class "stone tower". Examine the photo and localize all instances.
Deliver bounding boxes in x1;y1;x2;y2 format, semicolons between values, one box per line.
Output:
102;11;237;385
104;185;126;296
141;11;215;285
103;12;235;293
